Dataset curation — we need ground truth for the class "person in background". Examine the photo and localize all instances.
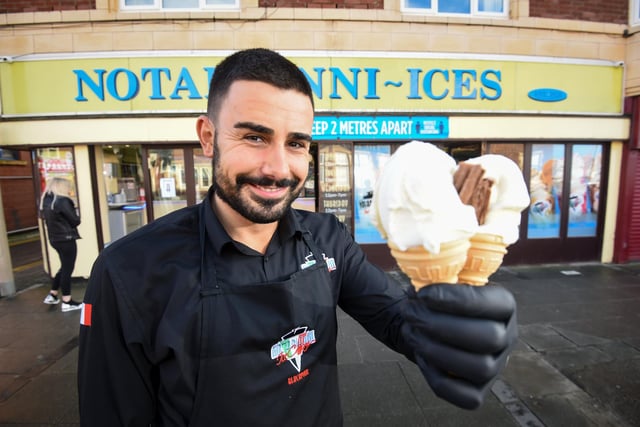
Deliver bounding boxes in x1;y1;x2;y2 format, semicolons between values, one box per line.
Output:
78;48;517;426
40;177;83;312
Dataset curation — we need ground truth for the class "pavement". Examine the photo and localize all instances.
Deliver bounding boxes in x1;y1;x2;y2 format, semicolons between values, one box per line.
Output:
1;234;640;426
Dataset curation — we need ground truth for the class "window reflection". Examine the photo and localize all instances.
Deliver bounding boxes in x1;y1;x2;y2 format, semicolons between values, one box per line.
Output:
148;148;187;218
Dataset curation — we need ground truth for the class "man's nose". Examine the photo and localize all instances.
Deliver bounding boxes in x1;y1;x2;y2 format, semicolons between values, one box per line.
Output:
261;143;289;178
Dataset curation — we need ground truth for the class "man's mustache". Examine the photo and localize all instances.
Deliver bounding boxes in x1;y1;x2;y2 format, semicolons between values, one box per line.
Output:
236;175;300;190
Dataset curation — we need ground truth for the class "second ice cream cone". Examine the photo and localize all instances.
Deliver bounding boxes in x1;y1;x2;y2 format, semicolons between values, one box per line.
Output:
458;233;508;286
389;239;471;291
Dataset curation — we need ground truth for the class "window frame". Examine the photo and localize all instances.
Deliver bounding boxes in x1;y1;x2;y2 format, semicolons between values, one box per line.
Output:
120;0;240;12
632;0;640;26
401;0;508;18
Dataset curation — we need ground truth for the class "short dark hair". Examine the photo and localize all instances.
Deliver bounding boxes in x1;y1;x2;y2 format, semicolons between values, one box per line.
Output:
206;48;315;121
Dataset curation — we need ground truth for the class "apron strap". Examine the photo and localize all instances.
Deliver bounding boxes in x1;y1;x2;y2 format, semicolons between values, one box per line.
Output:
199;203;221;295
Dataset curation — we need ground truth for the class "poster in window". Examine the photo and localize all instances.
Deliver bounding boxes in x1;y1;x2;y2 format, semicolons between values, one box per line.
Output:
528;144;563;239
160;177;177;198
318;144;353;233
354;145;390;244
36;147;78;205
567;145;601;237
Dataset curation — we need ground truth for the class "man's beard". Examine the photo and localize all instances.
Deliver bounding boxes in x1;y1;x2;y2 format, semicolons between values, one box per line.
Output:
211;137;305;224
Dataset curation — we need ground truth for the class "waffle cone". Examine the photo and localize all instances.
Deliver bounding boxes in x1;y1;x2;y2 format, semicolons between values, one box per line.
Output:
388;239;471;291
457;233;508;286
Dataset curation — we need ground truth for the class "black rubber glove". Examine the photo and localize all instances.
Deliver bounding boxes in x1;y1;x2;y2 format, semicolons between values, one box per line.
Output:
403;283;517;410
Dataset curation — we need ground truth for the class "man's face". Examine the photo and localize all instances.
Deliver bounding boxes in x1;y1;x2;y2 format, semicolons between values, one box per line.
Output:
200;80;314;224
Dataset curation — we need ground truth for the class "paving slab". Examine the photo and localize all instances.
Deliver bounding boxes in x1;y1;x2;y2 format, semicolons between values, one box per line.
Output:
566;358;640;426
518;324;577;351
338;362;425;421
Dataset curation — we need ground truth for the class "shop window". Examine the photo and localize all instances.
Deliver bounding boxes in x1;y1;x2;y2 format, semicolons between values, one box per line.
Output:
103;146;145;204
527;143;603;240
318;143;353;232
402;0;507;17
193;148;211;204
103;146;147;243
354;144;391;244
121;0;239;11
293;144;317;212
148;148;188;219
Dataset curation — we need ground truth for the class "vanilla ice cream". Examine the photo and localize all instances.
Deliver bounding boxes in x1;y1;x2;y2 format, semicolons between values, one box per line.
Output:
372;141;478;254
461;155;530;245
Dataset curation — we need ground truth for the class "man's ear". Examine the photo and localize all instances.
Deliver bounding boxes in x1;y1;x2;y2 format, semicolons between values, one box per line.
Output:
196;115;214;157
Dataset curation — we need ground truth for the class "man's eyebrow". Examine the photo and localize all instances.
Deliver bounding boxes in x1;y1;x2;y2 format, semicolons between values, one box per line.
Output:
234;121;274;135
235;122;312;143
289;132;313;144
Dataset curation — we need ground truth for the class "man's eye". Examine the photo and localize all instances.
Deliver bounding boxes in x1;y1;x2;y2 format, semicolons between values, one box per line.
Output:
246;135;264;143
289;141;307;149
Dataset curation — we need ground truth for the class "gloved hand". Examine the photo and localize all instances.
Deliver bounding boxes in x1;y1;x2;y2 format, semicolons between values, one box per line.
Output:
403;283;517;410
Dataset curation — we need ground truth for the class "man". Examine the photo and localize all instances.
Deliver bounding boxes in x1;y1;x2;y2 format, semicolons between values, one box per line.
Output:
78;48;517;426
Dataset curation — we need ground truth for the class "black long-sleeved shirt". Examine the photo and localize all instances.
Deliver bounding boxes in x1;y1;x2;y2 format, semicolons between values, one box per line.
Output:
41;193;80;242
78;188;412;426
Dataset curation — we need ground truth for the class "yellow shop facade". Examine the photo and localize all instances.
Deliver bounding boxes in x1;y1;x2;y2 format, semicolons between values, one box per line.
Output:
0;50;628;273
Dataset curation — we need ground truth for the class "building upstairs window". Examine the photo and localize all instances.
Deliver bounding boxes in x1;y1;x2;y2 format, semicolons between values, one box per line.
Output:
402;0;508;18
633;0;640;26
121;0;239;11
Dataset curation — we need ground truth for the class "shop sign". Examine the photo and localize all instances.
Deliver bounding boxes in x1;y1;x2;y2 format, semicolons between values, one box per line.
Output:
0;52;623;116
313;116;448;140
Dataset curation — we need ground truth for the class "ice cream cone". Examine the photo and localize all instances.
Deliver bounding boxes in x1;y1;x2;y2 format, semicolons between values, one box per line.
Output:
457;233;508;286
388;239;471;291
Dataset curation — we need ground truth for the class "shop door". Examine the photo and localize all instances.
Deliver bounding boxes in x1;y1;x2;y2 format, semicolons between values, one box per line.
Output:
143;146;211;221
507;143;607;264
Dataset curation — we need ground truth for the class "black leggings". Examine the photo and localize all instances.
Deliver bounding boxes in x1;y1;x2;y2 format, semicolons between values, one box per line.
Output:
50;239;78;297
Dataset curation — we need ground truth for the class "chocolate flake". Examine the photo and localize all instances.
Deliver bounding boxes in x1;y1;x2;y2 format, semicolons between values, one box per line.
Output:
453;162;494;225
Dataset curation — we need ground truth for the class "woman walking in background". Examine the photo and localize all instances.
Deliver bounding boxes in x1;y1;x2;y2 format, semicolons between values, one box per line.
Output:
40;177;83;312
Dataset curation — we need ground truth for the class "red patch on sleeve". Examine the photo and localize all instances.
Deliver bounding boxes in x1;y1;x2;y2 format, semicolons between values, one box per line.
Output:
80;303;92;327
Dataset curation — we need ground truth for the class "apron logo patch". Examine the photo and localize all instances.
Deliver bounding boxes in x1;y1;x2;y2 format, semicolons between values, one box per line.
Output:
322;253;336;272
300;253;316;270
270;326;316;373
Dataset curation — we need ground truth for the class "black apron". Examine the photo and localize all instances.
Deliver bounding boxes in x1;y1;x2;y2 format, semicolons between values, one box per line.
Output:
189;219;342;426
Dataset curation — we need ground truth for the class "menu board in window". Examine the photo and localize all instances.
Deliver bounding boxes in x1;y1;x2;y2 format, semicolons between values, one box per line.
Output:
318;143;353;233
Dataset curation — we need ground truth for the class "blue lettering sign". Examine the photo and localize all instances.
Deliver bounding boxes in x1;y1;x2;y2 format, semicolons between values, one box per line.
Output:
74;69;107;101
170;67;202;100
364;68;380;99
72;63;505;105
301;67;325;99
329;67;360;99
480;70;501;100
106;68;139;101
141;67;171;100
313;116;449;140
452;69;477;100
425;69;449;100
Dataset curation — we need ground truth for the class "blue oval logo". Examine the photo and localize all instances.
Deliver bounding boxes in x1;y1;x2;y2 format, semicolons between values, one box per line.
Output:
528;88;567;103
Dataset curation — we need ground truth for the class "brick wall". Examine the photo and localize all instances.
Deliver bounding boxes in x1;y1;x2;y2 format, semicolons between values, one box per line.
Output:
0;0;95;13
530;0;627;24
